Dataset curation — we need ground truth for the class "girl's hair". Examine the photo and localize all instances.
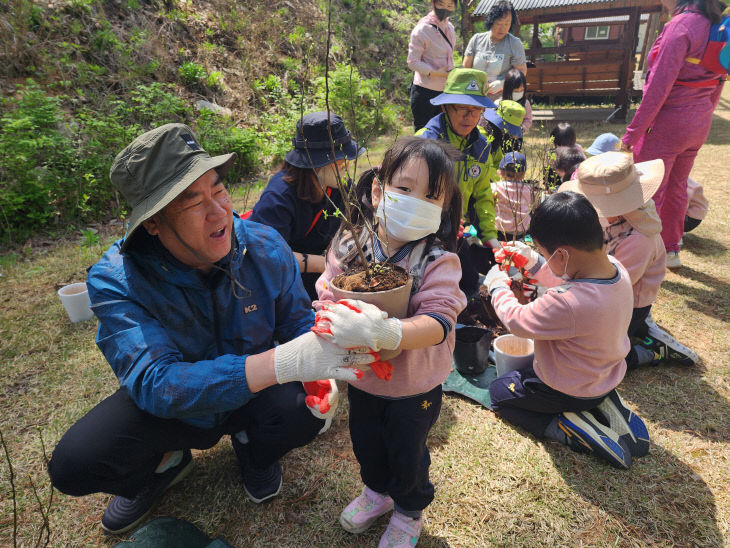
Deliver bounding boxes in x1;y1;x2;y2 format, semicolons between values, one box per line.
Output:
484;1;520;34
675;0;724;23
502;69;527;106
334;136;462;261
281;162;323;203
550;123;576;147
529;192;604;253
553;145;585;182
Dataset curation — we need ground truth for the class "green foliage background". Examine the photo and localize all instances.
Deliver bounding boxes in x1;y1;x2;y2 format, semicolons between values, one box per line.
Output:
0;0;442;245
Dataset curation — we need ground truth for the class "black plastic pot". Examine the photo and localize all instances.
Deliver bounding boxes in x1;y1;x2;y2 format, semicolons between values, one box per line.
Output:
453;324;493;376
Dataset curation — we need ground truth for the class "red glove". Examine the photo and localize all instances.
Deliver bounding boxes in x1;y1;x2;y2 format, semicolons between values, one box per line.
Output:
302;379;338;419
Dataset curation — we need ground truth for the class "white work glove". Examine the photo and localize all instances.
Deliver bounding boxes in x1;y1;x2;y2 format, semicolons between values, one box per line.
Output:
494;241;540;271
484;264;511;294
488;79;504;95
274;332;373;384
314;299;402;351
485;238;500;250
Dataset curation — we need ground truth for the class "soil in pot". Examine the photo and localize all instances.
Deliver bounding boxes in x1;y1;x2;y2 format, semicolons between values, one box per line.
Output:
332;263;410;293
457;285;508;337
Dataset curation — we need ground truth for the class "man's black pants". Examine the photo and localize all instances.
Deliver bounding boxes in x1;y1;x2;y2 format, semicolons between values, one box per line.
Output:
49;383;322;499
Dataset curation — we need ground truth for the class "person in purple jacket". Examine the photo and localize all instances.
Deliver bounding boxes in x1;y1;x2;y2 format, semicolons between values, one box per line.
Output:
621;0;726;269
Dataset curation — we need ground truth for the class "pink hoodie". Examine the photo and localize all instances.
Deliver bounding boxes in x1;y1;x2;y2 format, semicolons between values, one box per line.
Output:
316;245;466;398
491;256;633;398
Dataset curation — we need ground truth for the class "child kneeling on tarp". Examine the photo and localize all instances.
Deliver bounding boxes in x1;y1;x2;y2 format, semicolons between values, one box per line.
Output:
559;151;697;368
484;192;650;469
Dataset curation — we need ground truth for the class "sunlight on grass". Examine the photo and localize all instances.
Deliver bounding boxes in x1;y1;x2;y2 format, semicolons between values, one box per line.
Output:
1;92;728;547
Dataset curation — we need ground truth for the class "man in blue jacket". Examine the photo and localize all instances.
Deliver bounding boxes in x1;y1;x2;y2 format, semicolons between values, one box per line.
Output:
48;124;373;535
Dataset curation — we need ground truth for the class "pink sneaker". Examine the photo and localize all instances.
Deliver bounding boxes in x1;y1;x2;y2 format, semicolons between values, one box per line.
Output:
378;512;423;547
339;486;394;534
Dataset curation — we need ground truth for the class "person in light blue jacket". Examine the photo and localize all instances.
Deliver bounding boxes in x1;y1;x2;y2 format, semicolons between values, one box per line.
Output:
48;124;373;536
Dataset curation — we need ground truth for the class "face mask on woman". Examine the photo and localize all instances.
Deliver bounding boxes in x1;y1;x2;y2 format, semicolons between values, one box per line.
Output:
434;8;453;20
512;90;524;101
376;192;443;242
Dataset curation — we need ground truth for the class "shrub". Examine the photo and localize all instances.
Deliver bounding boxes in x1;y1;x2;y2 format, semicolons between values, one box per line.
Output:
0;82;75;241
178;61;206;85
314;63;398;144
194;111;260;184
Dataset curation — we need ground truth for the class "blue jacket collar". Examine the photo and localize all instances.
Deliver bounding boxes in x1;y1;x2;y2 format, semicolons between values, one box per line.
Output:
421;113;491;161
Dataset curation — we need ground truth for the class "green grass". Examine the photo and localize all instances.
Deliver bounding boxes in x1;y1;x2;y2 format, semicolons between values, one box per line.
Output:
1;90;729;546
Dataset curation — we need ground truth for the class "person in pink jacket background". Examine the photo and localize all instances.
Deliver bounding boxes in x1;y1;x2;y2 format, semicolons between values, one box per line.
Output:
684;176;710;232
621;0;726;268
484;192;650;469
408;0;457;131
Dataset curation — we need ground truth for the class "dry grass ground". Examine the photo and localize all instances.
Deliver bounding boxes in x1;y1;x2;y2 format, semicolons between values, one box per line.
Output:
1;88;729;547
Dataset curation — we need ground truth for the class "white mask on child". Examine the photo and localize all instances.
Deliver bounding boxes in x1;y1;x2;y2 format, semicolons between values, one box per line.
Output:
376;192;443;242
546;247;571;280
512;90;524;101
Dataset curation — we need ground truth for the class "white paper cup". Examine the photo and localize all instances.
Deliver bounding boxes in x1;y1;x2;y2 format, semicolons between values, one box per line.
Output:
494;334;534;377
57;282;94;323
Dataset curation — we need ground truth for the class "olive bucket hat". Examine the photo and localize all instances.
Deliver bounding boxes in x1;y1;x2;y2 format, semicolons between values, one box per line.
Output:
284;111;363;169
430;68;497;109
110;123;236;252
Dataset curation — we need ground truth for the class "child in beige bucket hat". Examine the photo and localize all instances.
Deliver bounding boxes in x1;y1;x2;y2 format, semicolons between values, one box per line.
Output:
559;151;698;369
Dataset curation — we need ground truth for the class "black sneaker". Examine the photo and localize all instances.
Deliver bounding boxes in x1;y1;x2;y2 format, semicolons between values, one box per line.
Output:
642;319;698;366
596;392;650;458
232;438;282;504
101;449;193;535
558;411;632;469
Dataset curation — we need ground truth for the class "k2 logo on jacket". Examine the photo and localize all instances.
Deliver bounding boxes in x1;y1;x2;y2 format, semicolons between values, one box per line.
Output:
243;304;258;314
468;164;481;178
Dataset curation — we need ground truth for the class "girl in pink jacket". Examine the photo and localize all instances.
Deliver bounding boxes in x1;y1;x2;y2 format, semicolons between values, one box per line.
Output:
484;192;650;469
621;0;726;267
313;137;466;547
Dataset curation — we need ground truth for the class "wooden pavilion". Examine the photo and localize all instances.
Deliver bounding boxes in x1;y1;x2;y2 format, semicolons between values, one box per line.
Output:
470;0;665;119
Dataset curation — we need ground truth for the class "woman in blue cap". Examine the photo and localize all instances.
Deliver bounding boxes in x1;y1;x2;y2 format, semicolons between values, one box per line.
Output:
250;111;363;300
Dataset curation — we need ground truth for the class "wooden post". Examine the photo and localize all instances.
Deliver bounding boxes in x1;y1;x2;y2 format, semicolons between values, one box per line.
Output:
615;7;642;121
461;0;474;55
639;11;662;72
531;22;539;64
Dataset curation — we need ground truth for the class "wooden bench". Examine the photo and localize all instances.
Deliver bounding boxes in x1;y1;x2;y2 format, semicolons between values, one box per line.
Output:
527;60;624;98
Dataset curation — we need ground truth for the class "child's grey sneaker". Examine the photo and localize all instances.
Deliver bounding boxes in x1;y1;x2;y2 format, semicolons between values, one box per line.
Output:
596;392;650;458
558;411;632;469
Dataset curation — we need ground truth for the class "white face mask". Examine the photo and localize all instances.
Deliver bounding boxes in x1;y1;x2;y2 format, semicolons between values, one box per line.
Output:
376;191;443;243
512;90;524;101
546;248;571;280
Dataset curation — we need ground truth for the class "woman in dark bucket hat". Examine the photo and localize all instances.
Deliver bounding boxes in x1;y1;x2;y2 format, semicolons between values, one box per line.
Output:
250;111;364;301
